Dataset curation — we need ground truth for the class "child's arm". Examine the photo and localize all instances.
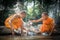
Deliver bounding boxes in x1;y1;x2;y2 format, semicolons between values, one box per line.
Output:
30;18;43;23
8;14;18;35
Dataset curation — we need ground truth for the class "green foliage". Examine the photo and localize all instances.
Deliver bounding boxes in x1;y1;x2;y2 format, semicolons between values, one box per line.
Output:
24;0;45;22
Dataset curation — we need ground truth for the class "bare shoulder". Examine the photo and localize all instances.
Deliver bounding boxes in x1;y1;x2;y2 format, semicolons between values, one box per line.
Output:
12;14;20;18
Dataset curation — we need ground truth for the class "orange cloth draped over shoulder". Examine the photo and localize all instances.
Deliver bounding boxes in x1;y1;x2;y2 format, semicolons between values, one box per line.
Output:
4;15;23;29
40;17;54;33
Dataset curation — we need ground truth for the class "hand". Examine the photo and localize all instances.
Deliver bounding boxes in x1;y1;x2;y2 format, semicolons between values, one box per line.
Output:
30;20;36;22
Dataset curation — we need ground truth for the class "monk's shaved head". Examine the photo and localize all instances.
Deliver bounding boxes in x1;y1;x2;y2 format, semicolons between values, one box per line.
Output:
20;11;26;14
19;10;26;18
42;12;48;16
41;12;49;20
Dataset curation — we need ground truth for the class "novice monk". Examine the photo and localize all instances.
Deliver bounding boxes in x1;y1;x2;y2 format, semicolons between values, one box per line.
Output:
31;12;55;35
4;11;27;35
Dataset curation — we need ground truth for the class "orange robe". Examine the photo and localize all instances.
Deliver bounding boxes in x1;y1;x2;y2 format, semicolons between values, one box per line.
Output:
4;15;23;29
40;17;54;33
